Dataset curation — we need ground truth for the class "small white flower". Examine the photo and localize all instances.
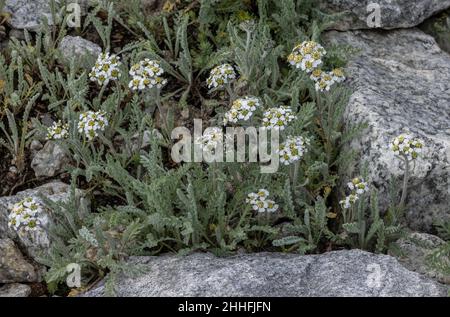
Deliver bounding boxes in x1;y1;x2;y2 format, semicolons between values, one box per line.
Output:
46;121;69;140
261;106;296;130
331;68;346;83
89;52;121;86
310;68;345;92
207;64;236;89
266;200;279;213
288;41;326;73
339;194;359;209
278;136;309;165
314;71;335;92
77;110;109;141
128;59;167;91
246;189;279;213
8;197;43;232
310;69;323;82
390;134;424;160
347;177;369;195
195;127;225;152
223;96;261;125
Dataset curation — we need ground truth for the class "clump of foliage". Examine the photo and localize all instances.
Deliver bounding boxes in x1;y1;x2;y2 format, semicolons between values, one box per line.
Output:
0;0;404;296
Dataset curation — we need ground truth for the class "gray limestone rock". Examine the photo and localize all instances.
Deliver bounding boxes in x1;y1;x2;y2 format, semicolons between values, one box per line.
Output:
58;36;102;69
321;0;450;30
31;141;70;178
83;250;448;297
4;0;91;30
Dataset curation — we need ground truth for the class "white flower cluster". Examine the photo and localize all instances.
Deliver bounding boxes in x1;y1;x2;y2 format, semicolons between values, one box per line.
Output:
288;41;326;73
46;121;69;140
278;136;309;165
77;110;109;141
223;96;261;125
79;226;99;247
206;64;236;89
311;68;346;92
339;193;359;210
89;52;121;86
195;127;224;152
261;106;296;130
390;134;424;160
246;189;279;213
8;197;43;232
347;177;369;195
128;59;167;91
340;177;370;209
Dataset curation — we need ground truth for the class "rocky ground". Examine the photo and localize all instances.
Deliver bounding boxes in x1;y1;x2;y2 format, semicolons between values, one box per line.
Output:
0;0;449;297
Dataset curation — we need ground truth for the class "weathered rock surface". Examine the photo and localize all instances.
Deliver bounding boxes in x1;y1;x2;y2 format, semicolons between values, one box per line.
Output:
4;0;54;30
58;36;102;69
31;141;70;178
322;0;450;30
0;283;31;297
324;29;450;232
392;232;450;284
0;181;84;260
0;238;38;283
4;0;91;30
83;250;447;297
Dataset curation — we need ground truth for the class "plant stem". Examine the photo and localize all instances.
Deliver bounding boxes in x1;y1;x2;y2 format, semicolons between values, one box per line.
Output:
154;88;170;137
225;83;235;106
292;161;300;190
399;157;410;209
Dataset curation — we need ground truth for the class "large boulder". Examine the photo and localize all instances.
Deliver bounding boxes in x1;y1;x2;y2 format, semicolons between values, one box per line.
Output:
321;0;450;30
0;238;39;283
83;250;447;297
324;29;450;232
0;181;85;261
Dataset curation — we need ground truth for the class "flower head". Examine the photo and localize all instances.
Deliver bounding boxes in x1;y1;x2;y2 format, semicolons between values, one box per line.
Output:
207;64;236;89
223;96;261;125
288;41;326;73
261;106;296;131
46;121;69;140
8;197;43;232
314;71;335;92
77;110;109;141
339;193;359;209
347;177;369;195
195;127;225;152
390;134;424;160
128;59;167;91
278;136;309;165
246;189;279;213
89;52;121;86
331;68;346;83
